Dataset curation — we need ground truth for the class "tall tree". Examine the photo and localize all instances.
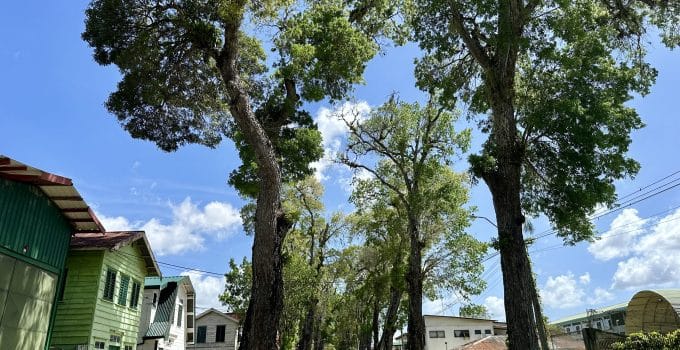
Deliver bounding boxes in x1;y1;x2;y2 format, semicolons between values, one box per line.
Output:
340;99;479;350
411;1;679;349
82;1;394;348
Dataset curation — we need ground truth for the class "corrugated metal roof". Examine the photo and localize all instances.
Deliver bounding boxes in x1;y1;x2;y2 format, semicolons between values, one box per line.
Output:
0;155;104;233
625;289;680;334
71;231;161;277
460;335;508;350
145;276;194;293
144;281;179;339
551;302;628;325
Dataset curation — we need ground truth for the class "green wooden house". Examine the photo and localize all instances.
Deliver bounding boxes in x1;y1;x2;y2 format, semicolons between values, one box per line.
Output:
0;155;105;350
49;231;160;350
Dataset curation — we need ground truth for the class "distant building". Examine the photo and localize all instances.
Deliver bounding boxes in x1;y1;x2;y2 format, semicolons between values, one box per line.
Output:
138;276;196;350
551;303;628;335
50;231;161;350
550;289;680;340
191;308;240;350
423;315;507;350
0;155;105;350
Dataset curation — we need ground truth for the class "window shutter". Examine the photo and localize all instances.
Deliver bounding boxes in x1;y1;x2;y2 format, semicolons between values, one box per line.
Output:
118;275;130;305
129;281;141;309
103;269;116;301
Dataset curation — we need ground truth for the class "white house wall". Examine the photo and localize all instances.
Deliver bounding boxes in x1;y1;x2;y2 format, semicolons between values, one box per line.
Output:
190;311;239;350
424;316;495;350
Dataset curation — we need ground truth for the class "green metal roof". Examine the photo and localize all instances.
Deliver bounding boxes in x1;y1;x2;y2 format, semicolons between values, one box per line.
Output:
144;276;186;289
143;281;179;339
551;302;628;325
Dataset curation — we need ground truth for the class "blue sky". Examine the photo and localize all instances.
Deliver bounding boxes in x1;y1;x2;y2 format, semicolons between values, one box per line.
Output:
2;1;679;321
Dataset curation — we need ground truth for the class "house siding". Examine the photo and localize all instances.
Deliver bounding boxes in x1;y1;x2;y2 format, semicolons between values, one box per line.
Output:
90;244;148;349
138;279;194;350
0;178;73;350
50;250;104;349
424;316;497;350
191;312;239;350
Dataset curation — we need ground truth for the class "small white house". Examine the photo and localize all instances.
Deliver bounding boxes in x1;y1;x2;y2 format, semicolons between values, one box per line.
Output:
137;276;196;350
424;315;505;350
189;308;240;350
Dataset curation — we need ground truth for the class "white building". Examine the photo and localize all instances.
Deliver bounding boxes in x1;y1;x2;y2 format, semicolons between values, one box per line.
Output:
190;308;240;350
550;302;627;335
138;276;196;350
424;315;506;350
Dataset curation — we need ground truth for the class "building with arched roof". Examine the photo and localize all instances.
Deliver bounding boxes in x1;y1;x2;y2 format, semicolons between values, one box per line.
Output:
625;290;680;334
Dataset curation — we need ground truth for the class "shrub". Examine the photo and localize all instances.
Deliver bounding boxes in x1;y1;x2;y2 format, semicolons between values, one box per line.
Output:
611;330;680;349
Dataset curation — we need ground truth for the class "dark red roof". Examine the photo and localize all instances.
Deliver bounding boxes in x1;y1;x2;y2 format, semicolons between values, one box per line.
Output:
70;231;161;276
70;231;145;250
460;336;508;350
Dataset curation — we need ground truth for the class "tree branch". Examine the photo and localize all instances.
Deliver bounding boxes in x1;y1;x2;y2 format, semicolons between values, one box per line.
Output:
448;4;494;72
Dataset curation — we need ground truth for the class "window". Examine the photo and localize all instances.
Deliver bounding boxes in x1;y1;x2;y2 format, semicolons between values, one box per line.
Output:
187;297;194;312
596;321;602;329
58;268;69;301
197;326;207;343
124;346;133;350
216;325;226;342
565;327;571;333
187;314;193;328
103;269;117;301
129;280;141;309
428;330;445;338
118;275;130;305
576;325;581;332
484;329;492;335
94;341;105;349
187;332;194;343
454;330;470;338
110;334;121;344
474;329;482;335
177;305;183;327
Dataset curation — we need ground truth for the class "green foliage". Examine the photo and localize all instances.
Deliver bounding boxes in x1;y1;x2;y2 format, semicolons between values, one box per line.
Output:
459;304;490;319
219;257;252;319
343;99;486;305
82;0;390;197
411;0;679;243
611;330;680;350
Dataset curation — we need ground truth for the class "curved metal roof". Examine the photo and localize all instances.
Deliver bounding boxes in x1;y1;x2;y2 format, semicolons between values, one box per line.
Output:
625;289;680;334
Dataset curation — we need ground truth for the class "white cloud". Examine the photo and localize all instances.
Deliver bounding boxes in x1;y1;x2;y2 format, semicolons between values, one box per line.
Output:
579;272;591;285
588;209;647;261
484;296;505;321
310;101;371;181
181;271;226;312
588;288;615;305
98;214;133;231
422;295;460;315
587;208;680;289
541;273;585;309
97;197;242;256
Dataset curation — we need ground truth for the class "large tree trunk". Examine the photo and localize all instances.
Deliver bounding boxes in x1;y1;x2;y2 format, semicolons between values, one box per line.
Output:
406;217;425;350
482;2;541;348
483;97;539;349
313;310;325;350
297;299;318;350
487;170;538;350
372;298;380;350
377;286;403;350
217;12;290;350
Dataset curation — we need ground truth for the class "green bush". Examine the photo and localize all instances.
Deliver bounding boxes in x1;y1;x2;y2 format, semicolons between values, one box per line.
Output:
611;330;680;349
